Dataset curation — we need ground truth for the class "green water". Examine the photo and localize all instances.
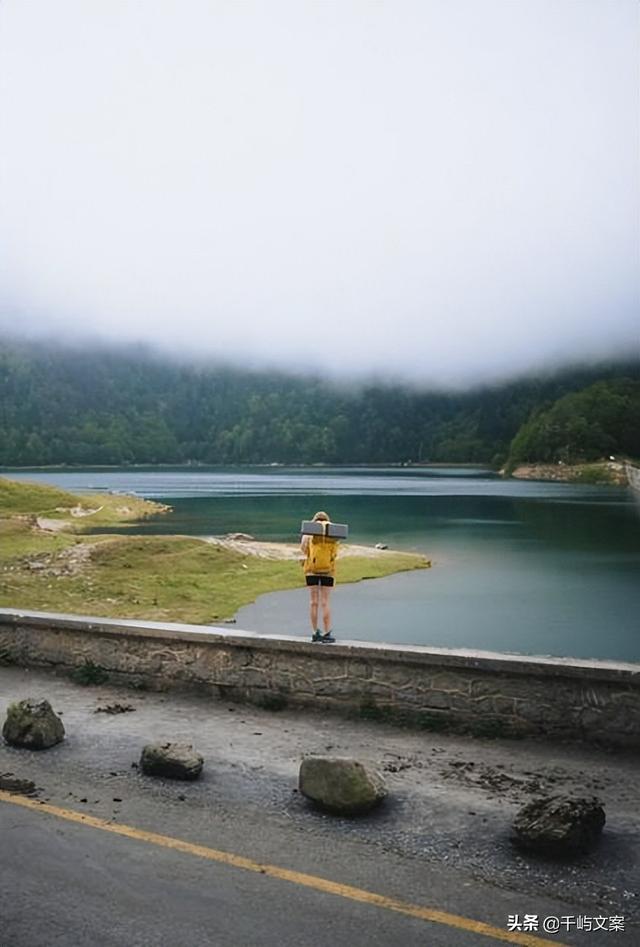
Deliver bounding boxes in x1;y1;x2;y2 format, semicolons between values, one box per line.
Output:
6;467;640;661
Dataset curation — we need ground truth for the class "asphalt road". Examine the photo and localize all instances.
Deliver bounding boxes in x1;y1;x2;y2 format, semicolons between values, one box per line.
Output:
0;666;637;946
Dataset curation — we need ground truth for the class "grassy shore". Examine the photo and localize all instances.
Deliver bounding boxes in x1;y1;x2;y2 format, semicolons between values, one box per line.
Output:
0;477;429;625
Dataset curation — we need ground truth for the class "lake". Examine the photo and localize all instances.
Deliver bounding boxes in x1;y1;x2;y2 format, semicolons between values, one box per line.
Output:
5;466;640;662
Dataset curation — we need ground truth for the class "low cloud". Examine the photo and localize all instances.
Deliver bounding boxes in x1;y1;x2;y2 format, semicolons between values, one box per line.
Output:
0;1;637;385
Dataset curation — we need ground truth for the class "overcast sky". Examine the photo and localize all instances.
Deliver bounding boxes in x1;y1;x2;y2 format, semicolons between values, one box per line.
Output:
0;0;637;385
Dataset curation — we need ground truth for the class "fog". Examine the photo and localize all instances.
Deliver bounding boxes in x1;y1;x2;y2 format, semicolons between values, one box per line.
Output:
0;1;637;385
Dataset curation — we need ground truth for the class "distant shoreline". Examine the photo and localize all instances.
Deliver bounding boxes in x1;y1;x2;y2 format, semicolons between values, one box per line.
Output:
4;462;634;489
0;461;493;472
508;461;629;486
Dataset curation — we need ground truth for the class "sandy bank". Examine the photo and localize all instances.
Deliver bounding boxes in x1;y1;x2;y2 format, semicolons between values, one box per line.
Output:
204;534;422;562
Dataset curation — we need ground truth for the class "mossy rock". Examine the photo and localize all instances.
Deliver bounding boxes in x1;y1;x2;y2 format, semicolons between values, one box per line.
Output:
299;756;387;816
140;742;204;781
513;795;605;855
2;698;65;750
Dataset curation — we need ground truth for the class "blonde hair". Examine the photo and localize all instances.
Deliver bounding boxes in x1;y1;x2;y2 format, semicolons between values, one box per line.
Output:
312;511;330;522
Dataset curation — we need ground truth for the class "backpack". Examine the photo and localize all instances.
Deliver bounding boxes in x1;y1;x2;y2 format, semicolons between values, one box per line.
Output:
308;534;338;574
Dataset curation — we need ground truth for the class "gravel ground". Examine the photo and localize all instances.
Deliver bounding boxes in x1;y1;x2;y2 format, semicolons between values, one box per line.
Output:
1;664;638;931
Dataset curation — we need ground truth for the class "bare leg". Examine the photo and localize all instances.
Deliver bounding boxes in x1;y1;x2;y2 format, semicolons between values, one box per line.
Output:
320;586;332;633
309;586;319;632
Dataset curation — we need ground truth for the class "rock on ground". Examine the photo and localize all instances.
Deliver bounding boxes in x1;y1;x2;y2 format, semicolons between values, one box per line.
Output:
0;773;37;794
140;742;204;781
2;699;65;750
513;795;606;855
299;756;387;816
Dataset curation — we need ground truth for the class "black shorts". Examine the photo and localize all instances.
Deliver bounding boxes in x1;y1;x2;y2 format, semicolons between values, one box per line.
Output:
306;574;335;587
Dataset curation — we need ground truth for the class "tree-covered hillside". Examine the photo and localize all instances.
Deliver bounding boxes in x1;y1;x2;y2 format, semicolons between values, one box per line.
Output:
506;378;640;468
0;338;637;466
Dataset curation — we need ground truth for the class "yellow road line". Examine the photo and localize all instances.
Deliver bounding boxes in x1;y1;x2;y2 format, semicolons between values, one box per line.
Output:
0;789;566;947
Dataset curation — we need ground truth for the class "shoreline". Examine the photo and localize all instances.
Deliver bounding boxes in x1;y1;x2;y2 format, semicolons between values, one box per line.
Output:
507;460;630;486
1;476;429;626
203;534;425;562
0;461;493;472
5;460;635;489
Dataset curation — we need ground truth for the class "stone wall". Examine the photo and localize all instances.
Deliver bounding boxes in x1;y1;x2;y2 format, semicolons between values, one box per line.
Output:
626;463;640;494
1;609;639;748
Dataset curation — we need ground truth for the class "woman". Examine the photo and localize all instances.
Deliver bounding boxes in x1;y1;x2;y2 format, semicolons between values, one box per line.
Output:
301;510;338;642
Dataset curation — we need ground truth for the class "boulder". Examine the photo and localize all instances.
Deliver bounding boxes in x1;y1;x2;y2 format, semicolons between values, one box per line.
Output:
299;757;387;816
513;795;605;855
140;743;204;781
2;699;65;750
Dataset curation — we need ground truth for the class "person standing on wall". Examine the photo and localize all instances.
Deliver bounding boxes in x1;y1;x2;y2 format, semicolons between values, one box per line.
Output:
301;510;339;642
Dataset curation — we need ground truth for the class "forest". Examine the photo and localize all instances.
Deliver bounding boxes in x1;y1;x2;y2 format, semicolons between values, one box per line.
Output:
0;337;638;467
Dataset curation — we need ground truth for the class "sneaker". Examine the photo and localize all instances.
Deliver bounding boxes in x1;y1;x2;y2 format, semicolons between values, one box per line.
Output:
311;630;323;642
321;631;335;643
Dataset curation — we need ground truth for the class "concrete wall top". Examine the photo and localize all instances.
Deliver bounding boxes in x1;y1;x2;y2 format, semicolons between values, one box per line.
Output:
1;608;638;686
